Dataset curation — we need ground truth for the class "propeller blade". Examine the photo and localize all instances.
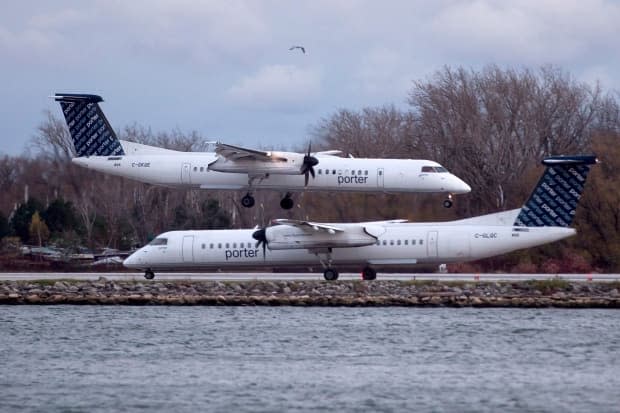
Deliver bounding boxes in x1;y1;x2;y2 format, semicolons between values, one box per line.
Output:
252;228;267;260
301;142;319;187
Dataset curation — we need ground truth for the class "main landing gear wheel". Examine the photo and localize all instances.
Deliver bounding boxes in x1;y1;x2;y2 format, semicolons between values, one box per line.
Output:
280;196;294;210
362;266;377;281
144;270;155;280
323;268;339;281
241;193;255;208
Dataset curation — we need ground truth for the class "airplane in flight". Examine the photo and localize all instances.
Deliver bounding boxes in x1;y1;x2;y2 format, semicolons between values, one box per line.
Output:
53;93;470;209
123;155;598;280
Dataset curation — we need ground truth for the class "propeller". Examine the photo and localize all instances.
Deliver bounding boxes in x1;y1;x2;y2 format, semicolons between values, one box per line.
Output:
252;227;268;260
300;143;319;186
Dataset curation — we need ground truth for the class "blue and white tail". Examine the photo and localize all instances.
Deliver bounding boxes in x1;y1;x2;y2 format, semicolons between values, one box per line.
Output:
54;93;125;157
514;155;598;227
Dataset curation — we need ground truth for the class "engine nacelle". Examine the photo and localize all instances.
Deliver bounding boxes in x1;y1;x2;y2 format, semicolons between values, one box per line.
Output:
265;224;378;250
208;152;306;175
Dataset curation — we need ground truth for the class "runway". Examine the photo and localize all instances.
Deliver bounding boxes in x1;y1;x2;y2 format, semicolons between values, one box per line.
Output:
1;272;619;282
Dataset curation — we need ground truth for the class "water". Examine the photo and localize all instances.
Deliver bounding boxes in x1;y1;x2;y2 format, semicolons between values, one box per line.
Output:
1;307;619;412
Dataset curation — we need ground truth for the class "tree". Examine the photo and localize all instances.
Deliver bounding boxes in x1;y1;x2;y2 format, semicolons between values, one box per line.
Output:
10;198;44;243
29;211;50;247
0;211;8;240
42;198;79;236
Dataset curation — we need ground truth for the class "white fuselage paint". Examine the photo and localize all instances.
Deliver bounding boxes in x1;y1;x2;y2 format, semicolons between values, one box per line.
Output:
72;154;471;194
123;220;576;272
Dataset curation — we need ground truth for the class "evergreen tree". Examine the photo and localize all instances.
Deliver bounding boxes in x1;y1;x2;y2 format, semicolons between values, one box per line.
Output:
0;211;9;240
42;198;79;235
10;198;44;243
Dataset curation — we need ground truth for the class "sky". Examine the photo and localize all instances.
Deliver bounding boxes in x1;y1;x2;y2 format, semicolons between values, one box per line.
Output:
1;0;620;156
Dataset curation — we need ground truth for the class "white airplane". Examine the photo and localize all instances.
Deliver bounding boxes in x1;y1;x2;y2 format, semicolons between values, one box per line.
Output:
53;93;470;209
123;155;598;280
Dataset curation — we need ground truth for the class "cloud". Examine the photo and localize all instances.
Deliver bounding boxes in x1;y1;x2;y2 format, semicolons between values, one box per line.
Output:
226;64;322;111
427;0;620;64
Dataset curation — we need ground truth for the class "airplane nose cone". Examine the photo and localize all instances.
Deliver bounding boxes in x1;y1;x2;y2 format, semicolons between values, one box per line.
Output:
123;252;141;268
450;176;471;194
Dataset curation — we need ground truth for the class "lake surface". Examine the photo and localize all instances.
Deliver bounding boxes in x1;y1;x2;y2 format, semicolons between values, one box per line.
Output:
1;306;619;412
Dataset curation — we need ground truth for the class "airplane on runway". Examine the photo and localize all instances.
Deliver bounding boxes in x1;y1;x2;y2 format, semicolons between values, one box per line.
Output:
123;155;598;280
53;93;470;209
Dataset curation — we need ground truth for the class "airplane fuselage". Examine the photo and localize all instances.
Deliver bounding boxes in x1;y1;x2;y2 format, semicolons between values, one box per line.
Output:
72;154;471;194
124;221;575;271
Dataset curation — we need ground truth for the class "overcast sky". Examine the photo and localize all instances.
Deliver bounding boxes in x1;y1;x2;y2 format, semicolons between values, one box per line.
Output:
1;0;619;156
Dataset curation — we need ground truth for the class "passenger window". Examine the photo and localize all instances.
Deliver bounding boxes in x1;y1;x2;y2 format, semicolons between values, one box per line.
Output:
233;243;237;248
404;240;408;245
225;243;229;249
376;240;380;245
390;240;394;245
382;240;387;246
200;166;204;172
364;170;368;175
332;170;336;175
378;170;383;175
193;166;197;172
352;170;355;175
397;240;401;245
210;243;214;249
201;243;205;249
218;243;222;249
420;240;424;245
412;240;416;245
318;169;322;175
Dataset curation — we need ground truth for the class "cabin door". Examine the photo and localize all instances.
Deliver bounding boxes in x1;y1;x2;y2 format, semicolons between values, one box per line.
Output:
181;163;191;184
182;235;194;263
427;231;438;258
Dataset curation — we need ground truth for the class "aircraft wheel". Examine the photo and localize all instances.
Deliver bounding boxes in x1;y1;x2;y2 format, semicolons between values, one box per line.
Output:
362;266;377;281
443;199;453;208
280;197;294;210
323;268;339;281
144;270;155;280
241;194;255;208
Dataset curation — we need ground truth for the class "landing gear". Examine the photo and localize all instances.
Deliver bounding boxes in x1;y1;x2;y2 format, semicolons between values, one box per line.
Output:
362;266;377;281
241;193;255;208
144;269;155;280
314;248;339;281
280;193;294;210
323;268;339;281
443;193;453;208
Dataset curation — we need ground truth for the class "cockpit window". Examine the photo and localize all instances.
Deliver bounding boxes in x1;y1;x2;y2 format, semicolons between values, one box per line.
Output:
421;166;449;173
149;238;168;246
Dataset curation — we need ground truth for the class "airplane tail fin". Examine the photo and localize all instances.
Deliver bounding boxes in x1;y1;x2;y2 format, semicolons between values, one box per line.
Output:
54;93;125;157
513;155;598;227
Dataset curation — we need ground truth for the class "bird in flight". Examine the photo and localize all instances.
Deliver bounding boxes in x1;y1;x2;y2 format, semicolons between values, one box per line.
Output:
289;45;306;54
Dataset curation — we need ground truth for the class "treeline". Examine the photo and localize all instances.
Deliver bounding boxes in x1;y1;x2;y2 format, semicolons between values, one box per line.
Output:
1;65;619;271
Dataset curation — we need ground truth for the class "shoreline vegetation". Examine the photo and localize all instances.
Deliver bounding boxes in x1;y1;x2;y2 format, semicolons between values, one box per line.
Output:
1;279;619;308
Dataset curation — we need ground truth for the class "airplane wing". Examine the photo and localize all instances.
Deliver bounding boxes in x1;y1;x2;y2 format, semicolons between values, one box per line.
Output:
272;219;344;233
264;220;382;250
215;143;288;162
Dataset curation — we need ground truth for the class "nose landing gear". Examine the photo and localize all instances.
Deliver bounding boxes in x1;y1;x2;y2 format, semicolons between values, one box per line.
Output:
144;269;155;280
443;193;453;208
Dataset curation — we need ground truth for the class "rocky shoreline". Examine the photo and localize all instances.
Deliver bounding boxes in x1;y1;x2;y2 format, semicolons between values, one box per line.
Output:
1;278;620;307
